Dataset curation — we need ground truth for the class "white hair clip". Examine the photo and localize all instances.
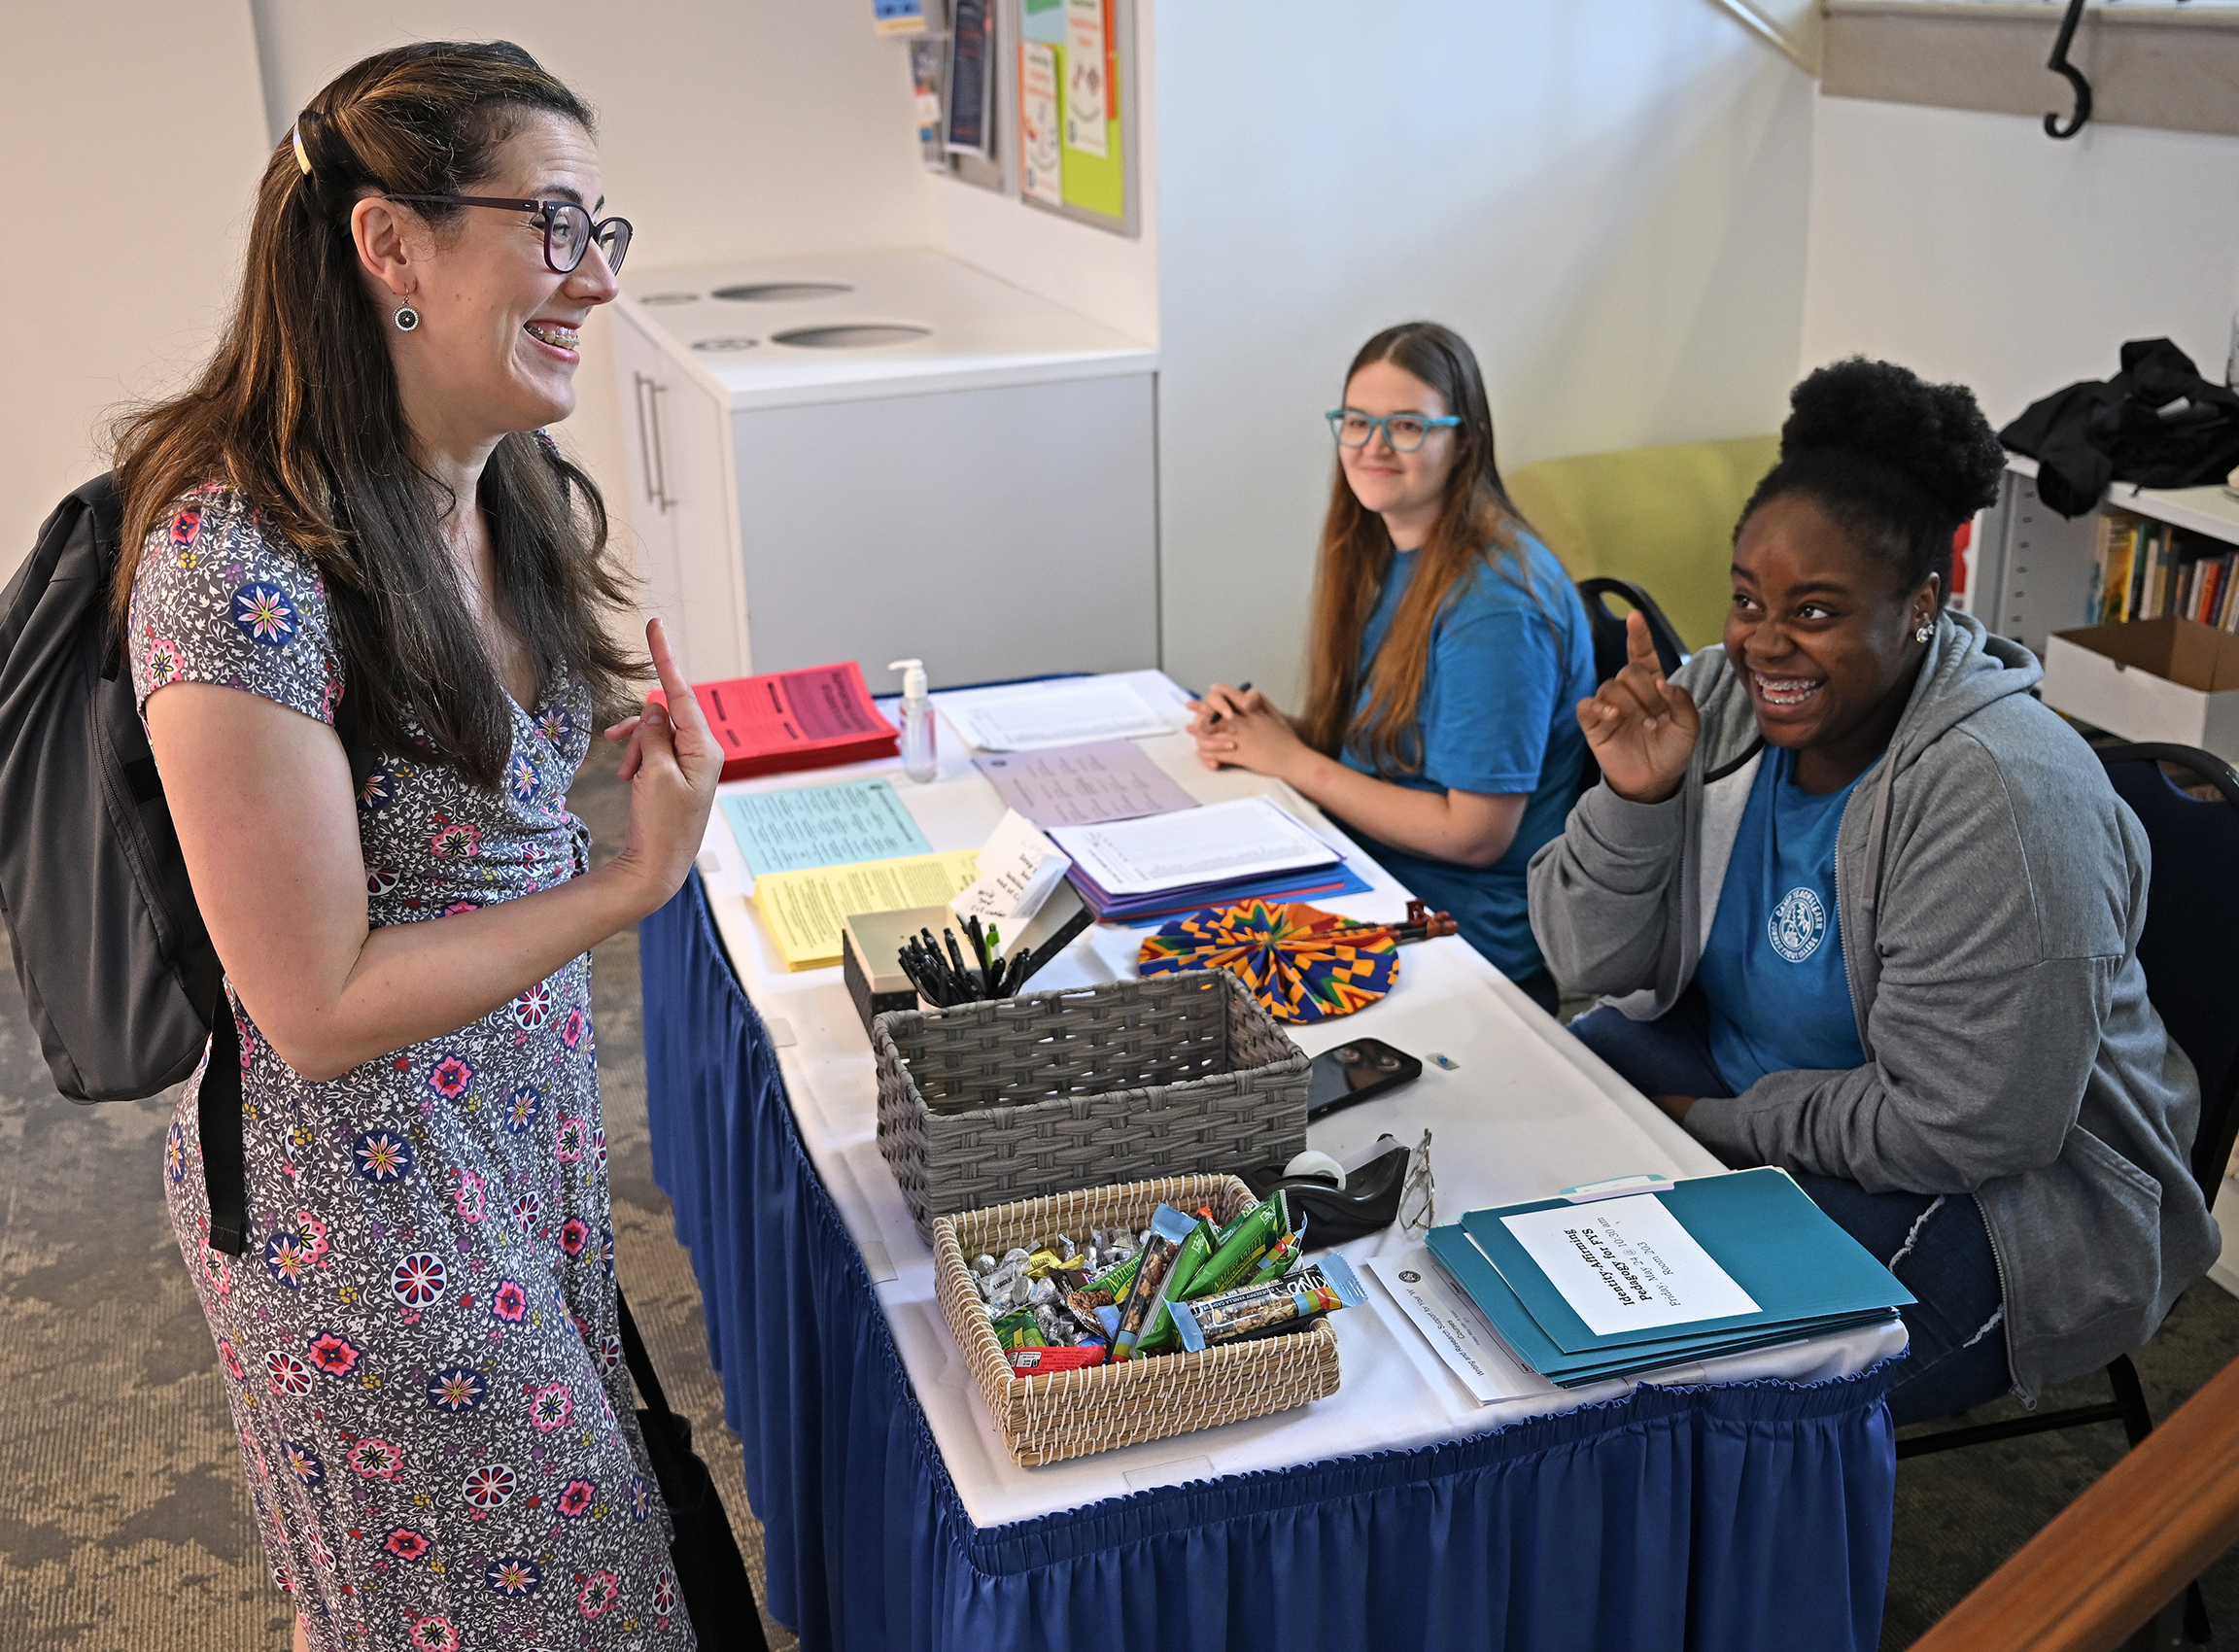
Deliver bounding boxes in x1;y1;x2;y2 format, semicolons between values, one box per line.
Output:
291;125;312;177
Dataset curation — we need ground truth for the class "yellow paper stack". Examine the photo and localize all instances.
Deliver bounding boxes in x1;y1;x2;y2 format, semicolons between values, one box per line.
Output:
754;850;981;971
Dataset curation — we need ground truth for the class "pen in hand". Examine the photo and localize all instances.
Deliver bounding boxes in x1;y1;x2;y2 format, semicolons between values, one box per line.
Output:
1205;681;1253;729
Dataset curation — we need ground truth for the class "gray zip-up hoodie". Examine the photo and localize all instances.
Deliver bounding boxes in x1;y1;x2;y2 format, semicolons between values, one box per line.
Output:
1527;609;2219;1402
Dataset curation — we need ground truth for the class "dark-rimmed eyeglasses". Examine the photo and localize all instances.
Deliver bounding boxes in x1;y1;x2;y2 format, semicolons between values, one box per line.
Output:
383;195;633;276
1326;409;1461;453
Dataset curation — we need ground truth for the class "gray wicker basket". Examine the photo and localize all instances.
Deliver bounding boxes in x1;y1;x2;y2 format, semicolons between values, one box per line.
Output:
872;969;1309;1241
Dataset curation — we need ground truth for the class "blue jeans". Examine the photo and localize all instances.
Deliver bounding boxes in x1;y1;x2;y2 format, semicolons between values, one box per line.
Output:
1569;993;2013;1426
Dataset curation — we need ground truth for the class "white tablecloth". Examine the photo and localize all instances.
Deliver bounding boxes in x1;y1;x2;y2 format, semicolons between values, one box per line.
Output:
686;670;1905;1528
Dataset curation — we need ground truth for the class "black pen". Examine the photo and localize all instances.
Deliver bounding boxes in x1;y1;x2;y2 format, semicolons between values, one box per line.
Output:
1205;681;1253;729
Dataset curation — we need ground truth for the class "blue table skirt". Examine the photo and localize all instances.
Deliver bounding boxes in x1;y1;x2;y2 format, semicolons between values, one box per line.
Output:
640;875;1900;1651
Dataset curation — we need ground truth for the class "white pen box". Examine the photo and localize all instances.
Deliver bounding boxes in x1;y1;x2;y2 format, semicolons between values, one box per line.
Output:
2041;618;2239;766
842;905;954;1036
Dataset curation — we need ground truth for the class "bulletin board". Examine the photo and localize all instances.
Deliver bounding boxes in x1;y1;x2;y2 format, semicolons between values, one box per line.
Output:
1015;0;1136;235
923;0;1138;238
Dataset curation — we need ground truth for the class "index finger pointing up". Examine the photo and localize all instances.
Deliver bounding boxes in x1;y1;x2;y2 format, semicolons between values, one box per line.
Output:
645;618;707;735
1625;607;1661;673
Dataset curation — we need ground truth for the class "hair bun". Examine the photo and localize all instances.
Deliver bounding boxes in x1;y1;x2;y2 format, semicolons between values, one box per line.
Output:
1779;357;2005;522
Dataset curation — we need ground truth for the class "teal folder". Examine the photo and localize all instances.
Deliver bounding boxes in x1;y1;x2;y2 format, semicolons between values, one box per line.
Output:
1426;1168;1913;1387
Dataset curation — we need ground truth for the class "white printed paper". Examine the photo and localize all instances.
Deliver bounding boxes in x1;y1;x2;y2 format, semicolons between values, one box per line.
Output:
1048;796;1334;896
1019;42;1063;204
1366;1251;1550;1405
1063;0;1108;156
950;809;1070;931
938;678;1181;752
1498;1195;1760;1338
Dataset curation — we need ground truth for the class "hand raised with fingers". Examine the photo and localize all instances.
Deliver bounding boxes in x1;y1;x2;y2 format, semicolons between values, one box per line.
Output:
602;618;722;914
1576;609;1701;805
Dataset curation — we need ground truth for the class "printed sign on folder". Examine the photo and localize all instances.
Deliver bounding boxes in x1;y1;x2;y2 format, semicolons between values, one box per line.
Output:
1497;1199;1760;1339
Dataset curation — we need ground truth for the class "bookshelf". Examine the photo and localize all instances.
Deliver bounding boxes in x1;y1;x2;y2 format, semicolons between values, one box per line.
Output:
1968;456;2239;656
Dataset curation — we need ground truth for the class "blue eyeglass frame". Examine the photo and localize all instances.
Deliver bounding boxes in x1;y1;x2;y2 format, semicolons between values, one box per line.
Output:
1326;408;1462;452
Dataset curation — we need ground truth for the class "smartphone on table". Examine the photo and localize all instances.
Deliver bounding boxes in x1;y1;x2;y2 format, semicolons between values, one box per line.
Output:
1306;1037;1423;1121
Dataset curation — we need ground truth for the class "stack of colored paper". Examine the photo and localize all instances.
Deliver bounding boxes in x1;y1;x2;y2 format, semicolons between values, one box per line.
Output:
1425;1168;1914;1387
658;661;899;782
1048;796;1370;923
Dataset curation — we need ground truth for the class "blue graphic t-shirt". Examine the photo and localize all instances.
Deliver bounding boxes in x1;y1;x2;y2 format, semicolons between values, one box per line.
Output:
1698;747;1872;1093
1334;533;1597;981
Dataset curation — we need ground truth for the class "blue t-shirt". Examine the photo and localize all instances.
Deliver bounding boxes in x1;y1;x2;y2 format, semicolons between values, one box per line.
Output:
1335;533;1596;981
1698;747;1873;1093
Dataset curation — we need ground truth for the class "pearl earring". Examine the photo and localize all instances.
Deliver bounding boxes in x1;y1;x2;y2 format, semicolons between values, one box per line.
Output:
393;303;420;332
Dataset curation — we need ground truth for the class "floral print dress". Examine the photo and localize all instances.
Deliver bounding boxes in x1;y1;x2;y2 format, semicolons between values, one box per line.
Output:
132;487;691;1652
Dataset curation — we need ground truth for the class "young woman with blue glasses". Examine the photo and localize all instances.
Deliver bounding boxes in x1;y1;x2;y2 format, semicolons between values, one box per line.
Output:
1188;322;1595;1010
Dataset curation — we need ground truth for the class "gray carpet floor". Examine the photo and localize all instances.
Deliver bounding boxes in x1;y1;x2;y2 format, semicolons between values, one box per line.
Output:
1;756;2234;1648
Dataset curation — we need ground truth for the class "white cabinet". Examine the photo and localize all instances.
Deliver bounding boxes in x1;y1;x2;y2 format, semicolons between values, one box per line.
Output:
607;250;1157;690
607;303;749;682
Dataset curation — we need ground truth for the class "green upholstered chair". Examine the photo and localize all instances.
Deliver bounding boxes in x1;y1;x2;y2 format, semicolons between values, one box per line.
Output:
1506;434;1778;652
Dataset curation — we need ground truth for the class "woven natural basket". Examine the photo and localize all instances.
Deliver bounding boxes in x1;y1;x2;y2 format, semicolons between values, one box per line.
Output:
873;970;1309;1242
932;1173;1342;1466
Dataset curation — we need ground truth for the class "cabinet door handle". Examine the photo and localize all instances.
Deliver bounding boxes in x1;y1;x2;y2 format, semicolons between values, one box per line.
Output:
646;381;675;513
632;372;661;508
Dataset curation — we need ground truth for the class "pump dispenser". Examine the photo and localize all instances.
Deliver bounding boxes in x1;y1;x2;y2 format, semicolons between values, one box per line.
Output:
889;659;937;783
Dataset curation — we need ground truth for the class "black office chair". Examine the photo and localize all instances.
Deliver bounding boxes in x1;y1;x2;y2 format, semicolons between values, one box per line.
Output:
1576;576;1687;686
1894;742;2239;1645
1572;578;1690;802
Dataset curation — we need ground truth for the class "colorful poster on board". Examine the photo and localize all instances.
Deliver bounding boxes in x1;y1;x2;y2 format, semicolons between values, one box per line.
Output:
1063;0;1108;156
1019;42;1063;204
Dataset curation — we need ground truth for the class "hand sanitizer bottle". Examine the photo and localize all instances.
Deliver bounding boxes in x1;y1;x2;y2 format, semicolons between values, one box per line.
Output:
889;658;937;783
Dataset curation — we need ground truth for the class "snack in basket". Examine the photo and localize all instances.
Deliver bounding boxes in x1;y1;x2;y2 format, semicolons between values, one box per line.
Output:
1110;1205;1196;1362
1190;1191;1290;1300
991;1307;1049;1351
1249;1222;1306;1287
1006;1345;1108;1376
1169;1256;1367;1354
1136;1217;1218;1357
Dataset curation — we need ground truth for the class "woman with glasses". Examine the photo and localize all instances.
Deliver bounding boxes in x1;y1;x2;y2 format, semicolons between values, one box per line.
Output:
110;42;715;1651
1189;322;1595;1010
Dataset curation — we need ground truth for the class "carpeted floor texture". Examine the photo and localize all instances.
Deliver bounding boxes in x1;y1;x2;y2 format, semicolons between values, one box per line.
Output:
1;757;2235;1648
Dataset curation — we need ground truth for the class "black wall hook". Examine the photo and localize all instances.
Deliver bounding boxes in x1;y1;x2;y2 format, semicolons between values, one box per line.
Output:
2044;0;2093;139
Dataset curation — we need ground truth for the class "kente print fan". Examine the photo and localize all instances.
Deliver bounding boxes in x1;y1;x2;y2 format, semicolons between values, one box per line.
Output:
1138;900;1403;1023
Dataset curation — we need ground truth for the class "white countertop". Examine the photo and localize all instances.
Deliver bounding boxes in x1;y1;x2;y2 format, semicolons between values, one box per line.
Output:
618;248;1155;412
689;671;1906;1529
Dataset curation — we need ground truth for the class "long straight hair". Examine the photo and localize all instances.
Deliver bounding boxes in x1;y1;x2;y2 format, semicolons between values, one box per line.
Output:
110;40;641;789
1299;322;1547;775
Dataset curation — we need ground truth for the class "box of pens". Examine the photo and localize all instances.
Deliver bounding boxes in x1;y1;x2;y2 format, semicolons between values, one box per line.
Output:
932;1173;1355;1466
872;969;1309;1242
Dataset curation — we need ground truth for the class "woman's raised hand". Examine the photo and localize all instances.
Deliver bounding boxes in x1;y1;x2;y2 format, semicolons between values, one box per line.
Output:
1576;609;1700;805
602;618;722;913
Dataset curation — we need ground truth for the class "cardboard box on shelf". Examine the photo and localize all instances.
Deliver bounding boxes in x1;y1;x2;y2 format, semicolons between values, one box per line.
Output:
2041;617;2239;766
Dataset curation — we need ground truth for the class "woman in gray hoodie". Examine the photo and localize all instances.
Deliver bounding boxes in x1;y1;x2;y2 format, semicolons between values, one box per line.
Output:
1528;359;2217;1423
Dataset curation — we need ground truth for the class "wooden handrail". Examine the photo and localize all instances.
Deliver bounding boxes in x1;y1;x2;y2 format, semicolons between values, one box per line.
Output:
1911;1353;2239;1652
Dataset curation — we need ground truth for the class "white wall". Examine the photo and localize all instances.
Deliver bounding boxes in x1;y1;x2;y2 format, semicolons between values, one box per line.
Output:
1152;6;1817;704
244;2;934;573
1800;96;2239;431
927;0;1159;346
1;0;269;582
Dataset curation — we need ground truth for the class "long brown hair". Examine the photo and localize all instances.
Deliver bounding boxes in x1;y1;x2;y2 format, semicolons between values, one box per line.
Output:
111;40;640;788
1299;322;1548;775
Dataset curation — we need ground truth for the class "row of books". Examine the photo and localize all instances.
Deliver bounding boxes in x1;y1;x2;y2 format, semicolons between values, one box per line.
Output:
2087;510;2239;631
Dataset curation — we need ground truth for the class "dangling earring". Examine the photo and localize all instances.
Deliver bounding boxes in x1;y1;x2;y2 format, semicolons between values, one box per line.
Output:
1914;621;1933;643
393;303;420;332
